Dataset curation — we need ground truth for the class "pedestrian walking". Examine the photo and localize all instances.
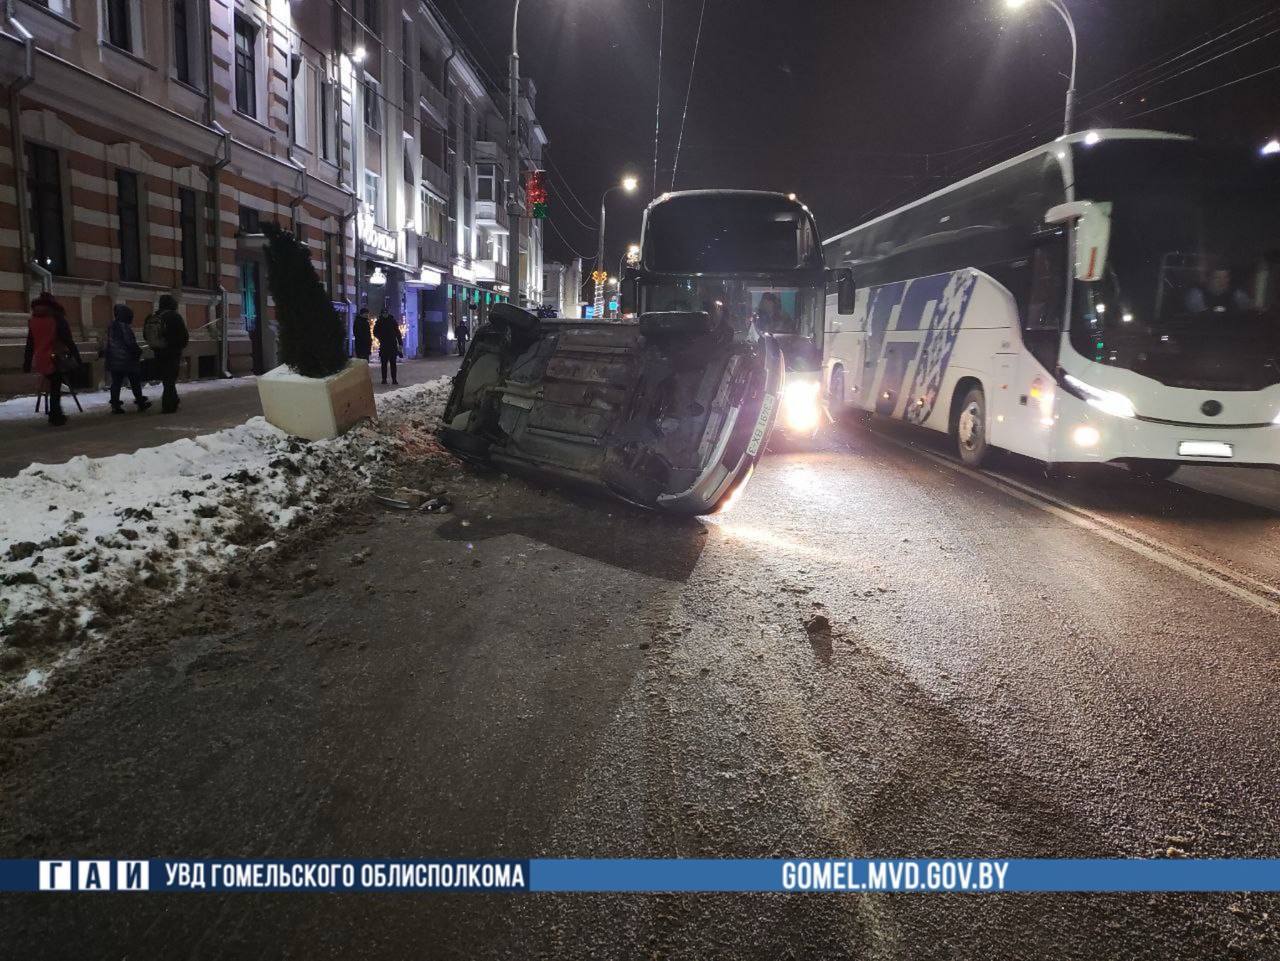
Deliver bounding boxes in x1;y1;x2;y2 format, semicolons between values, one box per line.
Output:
145;293;189;414
102;304;152;414
353;307;372;360
455;315;470;356
23;292;81;427
373;309;403;385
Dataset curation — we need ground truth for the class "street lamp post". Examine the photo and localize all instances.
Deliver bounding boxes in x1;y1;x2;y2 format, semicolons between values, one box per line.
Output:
507;0;524;306
1006;0;1078;137
594;176;638;317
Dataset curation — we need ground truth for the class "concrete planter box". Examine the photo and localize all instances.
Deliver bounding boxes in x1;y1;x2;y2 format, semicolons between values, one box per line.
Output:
257;359;376;441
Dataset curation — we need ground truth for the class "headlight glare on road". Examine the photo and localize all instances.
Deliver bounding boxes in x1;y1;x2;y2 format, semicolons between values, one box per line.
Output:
1072;425;1101;448
1062;374;1136;419
782;380;822;434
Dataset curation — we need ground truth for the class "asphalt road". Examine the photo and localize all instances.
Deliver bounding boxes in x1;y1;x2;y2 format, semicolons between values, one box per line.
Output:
2;413;1280;959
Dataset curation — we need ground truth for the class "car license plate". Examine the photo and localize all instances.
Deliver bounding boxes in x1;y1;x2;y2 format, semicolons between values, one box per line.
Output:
746;394;776;457
1178;440;1233;458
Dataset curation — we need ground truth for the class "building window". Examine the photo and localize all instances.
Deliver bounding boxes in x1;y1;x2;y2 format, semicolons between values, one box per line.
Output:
173;0;190;83
115;169;142;283
234;15;257;118
324;232;338;297
25;144;67;276
105;0;132;51
179;187;200;287
420;47;441;91
402;23;413;112
363;0;379;37
238;205;260;234
461;165;472;257
318;71;335;161
364;171;381;222
363;77;381;133
477;163;501;203
290;54;308;147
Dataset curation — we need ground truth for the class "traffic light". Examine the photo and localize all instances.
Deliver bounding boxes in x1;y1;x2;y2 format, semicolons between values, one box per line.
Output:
526;170;547;219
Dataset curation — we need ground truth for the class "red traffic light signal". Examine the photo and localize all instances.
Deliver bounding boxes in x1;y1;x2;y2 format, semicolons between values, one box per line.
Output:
525;170;547;218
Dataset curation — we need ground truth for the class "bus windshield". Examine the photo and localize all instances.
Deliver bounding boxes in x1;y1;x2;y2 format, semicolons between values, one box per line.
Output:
644;277;821;340
1070;141;1280;390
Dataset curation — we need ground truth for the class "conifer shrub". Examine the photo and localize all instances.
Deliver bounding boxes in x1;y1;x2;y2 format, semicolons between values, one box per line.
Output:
263;223;347;378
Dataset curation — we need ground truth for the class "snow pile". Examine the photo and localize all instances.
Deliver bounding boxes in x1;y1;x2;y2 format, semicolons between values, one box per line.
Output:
0;377;454;698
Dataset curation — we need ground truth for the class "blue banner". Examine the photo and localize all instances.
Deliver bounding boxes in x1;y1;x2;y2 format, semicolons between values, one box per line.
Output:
4;859;1280;893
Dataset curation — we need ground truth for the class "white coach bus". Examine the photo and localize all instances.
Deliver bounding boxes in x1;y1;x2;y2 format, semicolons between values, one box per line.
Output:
822;130;1280;478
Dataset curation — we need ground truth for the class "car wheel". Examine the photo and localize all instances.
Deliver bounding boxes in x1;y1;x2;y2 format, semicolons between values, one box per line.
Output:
1129;459;1179;482
954;385;990;467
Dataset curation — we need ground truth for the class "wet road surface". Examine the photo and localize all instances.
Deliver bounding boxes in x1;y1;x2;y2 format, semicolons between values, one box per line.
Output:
2;414;1279;959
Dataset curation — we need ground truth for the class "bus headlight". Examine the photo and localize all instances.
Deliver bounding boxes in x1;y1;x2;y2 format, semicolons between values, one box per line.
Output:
782;380;823;433
1072;425;1101;448
1062;374;1137;419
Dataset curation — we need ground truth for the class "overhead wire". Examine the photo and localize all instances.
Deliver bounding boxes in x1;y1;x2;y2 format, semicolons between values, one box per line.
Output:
669;0;708;191
850;5;1280;223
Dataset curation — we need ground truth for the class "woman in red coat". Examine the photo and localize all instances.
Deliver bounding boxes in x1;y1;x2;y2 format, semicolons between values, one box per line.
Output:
23;292;81;426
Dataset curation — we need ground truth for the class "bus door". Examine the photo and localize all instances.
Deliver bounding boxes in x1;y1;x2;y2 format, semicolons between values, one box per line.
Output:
997;236;1068;458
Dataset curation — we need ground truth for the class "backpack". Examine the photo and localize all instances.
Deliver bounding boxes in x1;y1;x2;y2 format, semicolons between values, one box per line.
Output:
142;312;167;352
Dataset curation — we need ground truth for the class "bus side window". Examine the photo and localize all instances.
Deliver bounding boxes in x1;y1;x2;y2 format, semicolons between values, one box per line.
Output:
1025;239;1066;331
1023;236;1067;370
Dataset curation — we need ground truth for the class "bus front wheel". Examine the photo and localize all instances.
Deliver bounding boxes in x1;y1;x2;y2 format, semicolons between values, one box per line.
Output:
954;386;990;468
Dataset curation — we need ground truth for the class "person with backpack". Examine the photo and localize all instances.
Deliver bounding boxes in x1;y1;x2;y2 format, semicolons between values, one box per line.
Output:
23;292;81;427
373;309;403;385
102;304;151;414
146;293;189;414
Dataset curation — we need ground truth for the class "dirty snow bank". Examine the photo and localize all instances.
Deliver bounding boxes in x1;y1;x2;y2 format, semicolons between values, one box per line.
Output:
0;377;453;698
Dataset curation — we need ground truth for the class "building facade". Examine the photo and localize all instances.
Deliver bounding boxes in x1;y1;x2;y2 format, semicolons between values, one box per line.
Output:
0;0;545;391
542;257;581;318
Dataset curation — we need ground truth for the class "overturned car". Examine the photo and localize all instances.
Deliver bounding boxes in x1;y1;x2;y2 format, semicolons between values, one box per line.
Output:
439;190;853;514
441;303;782;513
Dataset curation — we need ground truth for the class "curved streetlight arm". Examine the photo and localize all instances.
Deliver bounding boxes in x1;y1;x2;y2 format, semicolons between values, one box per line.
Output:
596;184;623;274
1043;0;1078;136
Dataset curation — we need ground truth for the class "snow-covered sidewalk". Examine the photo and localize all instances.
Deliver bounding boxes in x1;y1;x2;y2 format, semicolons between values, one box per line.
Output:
0;377;454;699
0;374;256;423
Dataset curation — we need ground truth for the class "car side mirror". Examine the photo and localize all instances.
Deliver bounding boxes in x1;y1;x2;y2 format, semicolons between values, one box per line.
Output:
1045;200;1112;282
827;267;856;314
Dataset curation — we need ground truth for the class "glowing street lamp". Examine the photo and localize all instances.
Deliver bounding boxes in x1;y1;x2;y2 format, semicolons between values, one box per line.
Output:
594;175;640;317
1262;139;1280;156
1005;0;1078;136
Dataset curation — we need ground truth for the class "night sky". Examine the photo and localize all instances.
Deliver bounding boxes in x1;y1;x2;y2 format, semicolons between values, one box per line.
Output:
441;0;1279;284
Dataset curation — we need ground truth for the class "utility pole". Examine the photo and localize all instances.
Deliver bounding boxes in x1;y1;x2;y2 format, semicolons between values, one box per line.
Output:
507;0;524;306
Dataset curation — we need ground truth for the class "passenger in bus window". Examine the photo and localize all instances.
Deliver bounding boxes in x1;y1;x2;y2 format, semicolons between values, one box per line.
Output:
754;292;794;333
1185;266;1251;314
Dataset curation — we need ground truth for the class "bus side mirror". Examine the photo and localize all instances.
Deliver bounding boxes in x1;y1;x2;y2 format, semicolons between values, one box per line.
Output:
1045;200;1112;282
827;267;856;314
